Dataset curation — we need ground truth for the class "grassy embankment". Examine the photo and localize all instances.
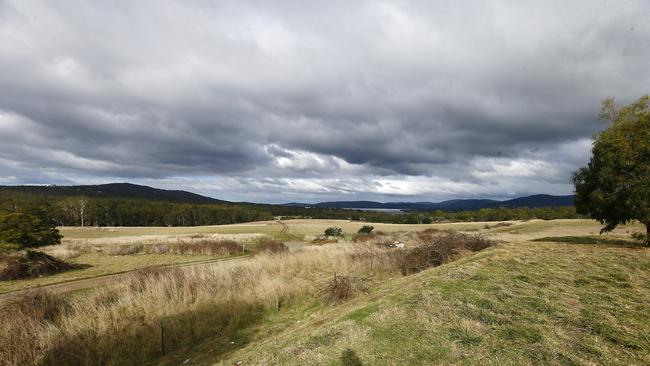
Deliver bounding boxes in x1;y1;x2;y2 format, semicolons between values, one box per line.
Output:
208;239;649;365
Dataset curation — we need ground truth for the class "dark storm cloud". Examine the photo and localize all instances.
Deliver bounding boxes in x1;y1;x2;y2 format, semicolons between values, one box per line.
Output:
0;0;648;201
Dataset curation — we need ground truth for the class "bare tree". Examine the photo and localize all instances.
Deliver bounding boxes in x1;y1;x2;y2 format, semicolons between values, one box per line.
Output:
78;197;88;227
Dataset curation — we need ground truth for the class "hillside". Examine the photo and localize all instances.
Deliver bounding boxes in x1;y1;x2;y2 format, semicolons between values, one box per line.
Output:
181;236;650;365
0;183;225;204
308;194;574;211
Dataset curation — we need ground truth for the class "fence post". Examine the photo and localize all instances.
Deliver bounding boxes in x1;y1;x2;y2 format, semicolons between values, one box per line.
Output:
161;322;166;356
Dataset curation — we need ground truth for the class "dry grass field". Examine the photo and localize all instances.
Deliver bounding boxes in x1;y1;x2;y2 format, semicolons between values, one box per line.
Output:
0;219;648;365
0;232;260;294
0;220;500;293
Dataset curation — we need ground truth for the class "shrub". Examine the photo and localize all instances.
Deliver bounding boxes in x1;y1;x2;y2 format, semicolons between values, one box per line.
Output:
0;251;87;281
462;233;495;251
392;244;446;275
357;225;374;234
324;227;344;237
322;274;367;303
392;230;495;275
253;238;288;255
341;348;364;366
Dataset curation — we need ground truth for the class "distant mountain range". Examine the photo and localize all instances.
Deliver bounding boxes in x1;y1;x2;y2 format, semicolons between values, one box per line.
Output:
284;194;575;211
0;183;574;211
0;183;227;204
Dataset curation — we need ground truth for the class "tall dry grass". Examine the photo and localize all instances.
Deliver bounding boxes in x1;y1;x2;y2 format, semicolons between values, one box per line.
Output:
0;244;395;365
0;230;494;365
39;233;260;259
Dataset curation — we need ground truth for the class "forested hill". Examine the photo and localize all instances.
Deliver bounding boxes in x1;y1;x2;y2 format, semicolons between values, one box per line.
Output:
0;183;225;204
293;194;575;211
0;183;580;227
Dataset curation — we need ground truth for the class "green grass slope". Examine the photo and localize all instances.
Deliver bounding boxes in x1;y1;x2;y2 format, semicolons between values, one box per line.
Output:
178;241;650;365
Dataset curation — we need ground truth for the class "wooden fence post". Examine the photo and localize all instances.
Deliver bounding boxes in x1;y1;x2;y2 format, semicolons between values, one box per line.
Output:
160;322;166;356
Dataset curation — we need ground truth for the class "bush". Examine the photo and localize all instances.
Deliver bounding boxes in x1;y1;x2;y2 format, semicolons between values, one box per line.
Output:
253;238;288;255
324;227;343;237
461;233;495;251
393;244;446;275
322;274;367;303
341;348;364;366
392;230;495;275
0;251;87;280
357;225;374;234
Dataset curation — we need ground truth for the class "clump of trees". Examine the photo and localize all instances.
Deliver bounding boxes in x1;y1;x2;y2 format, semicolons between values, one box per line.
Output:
0;213;62;250
573;96;650;245
0;208;70;281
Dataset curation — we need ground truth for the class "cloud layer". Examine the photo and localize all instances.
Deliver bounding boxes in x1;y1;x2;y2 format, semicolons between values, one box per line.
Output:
1;1;648;202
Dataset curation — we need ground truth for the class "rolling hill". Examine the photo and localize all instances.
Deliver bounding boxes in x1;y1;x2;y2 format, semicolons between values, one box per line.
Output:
1;183;574;211
291;194;574;211
0;183;226;204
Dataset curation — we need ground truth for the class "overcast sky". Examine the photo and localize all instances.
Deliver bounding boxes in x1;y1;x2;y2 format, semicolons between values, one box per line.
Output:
0;1;648;203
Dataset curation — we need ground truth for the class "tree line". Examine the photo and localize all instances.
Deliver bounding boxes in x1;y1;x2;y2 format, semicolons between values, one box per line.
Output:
0;192;273;227
0;191;580;228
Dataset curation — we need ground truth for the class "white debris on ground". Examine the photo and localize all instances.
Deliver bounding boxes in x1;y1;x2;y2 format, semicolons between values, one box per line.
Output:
391;241;405;249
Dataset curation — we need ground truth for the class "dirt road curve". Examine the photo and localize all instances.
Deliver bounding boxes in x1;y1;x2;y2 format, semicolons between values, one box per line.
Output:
0;255;250;305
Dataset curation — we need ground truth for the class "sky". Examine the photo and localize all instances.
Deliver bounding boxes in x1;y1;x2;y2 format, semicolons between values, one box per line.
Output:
0;1;648;203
